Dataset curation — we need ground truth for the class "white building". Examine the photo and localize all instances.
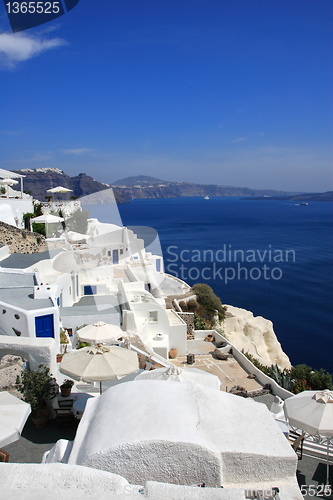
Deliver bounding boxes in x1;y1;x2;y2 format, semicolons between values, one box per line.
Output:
0;217;187;367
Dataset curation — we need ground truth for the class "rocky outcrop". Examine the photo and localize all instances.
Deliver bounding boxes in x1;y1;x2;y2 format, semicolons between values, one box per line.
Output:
13;169;126;204
13;169;300;204
0;221;47;254
223;305;291;369
112;181;300;201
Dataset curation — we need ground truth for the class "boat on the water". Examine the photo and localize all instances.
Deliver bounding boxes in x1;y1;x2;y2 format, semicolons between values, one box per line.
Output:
204;196;209;200
300;202;308;206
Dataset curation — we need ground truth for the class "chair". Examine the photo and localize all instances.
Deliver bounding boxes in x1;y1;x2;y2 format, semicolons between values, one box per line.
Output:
288;430;306;460
0;449;9;462
55;399;74;428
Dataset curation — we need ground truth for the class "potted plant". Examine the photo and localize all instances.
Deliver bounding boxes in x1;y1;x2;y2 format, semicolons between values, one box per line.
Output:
57;329;70;361
16;364;58;428
60;379;74;397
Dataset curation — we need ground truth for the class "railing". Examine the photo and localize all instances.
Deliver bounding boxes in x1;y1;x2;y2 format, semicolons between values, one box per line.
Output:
41;200;81;217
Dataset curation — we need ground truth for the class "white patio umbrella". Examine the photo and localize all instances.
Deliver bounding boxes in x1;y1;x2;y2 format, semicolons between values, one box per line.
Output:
31;213;64;238
60;344;139;394
77;322;124;344
0;178;18;195
0;178;19;186
284;389;333;484
135;365;221;391
0;392;31;448
47;186;73;201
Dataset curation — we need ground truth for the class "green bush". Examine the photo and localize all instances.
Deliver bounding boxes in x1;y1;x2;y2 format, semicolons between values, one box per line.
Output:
290;364;332;391
32;222;46;236
242;351;271;376
187;299;198;312
179;301;187;311
77;341;91;349
16;364;58;412
194;314;209;330
241;354;333;393
191;283;226;321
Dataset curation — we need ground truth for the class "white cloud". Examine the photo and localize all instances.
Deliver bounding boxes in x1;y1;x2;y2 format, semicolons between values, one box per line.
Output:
232;132;265;143
61;148;94;155
9;152;53;163
0;31;66;68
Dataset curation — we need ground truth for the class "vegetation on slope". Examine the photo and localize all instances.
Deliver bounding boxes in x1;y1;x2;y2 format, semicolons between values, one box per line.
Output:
242;351;333;394
179;283;227;329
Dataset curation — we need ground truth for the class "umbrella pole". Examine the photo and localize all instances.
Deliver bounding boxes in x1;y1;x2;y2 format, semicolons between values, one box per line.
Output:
326;440;330;485
100;381;103;395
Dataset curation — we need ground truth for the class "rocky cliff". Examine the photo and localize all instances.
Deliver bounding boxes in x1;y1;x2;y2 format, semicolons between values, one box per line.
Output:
112;176;300;200
13;169;302;203
13;168;126;204
222;304;291;369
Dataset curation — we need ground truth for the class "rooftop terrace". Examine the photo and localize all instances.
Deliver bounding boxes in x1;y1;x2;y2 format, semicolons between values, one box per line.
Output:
171;338;263;393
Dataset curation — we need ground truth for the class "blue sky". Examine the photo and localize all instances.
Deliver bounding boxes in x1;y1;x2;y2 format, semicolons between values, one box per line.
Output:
0;0;332;192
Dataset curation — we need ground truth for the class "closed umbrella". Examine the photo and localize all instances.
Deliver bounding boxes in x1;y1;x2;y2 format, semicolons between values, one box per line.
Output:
60;344;139;394
77;322;123;344
0;392;31;447
284;389;333;484
135;365;221;390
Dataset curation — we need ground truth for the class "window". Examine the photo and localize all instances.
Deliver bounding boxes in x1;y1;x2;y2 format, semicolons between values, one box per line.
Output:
149;311;158;322
120;248;123;255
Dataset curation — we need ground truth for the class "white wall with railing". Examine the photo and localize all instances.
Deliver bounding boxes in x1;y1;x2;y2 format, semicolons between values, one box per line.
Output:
191;329;293;400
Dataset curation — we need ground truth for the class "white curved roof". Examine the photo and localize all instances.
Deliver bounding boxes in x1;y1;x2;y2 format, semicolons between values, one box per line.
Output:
68;380;296;486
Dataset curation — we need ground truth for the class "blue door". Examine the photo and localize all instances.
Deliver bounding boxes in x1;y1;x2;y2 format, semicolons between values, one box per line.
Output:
84;285;97;295
35;314;54;338
113;250;119;264
156;259;161;272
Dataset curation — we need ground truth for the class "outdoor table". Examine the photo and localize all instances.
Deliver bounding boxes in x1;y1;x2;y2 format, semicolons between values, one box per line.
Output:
73;396;94;418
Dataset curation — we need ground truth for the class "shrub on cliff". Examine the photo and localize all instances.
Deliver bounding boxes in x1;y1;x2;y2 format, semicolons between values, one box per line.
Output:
291;364;332;391
187;299;199;312
194;314;209;330
191;283;226;321
242;354;333;393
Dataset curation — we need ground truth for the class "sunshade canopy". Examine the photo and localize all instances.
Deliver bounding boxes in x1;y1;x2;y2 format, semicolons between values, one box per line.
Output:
31;214;64;224
60;345;139;393
284;389;333;438
76;322;123;344
47;186;73;193
0;178;18;186
0;391;31;448
135;365;221;390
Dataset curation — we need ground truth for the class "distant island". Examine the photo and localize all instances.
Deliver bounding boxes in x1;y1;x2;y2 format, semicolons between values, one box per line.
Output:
244;192;333;202
15;169;311;203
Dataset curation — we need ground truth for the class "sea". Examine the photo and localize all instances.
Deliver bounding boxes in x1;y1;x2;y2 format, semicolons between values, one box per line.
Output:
85;197;333;374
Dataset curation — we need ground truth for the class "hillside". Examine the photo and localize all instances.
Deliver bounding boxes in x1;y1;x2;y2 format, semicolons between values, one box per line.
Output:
246;191;333;202
13;168;126;204
111;176;301;200
11;169;311;204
